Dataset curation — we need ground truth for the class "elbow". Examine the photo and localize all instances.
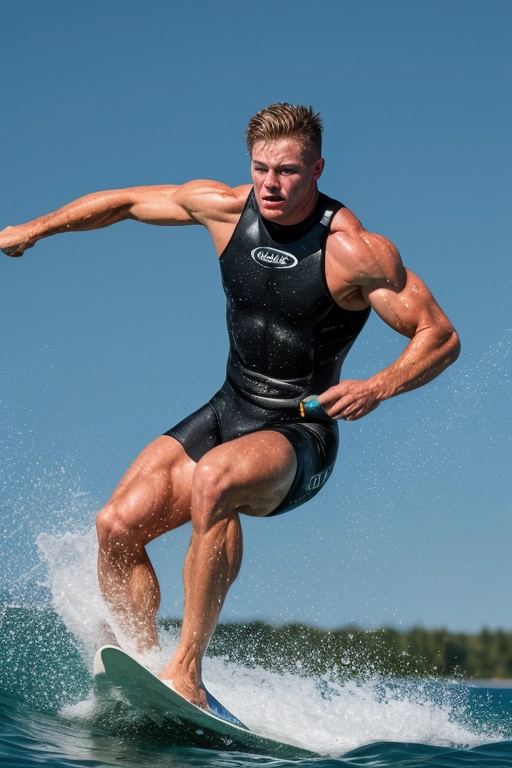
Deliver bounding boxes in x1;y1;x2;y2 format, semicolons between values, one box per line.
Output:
444;327;461;366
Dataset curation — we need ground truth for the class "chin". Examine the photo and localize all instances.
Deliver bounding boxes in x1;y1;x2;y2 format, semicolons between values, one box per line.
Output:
261;204;287;220
262;209;283;219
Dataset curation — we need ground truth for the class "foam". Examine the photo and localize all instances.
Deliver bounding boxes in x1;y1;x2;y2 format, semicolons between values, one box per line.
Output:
38;526;499;755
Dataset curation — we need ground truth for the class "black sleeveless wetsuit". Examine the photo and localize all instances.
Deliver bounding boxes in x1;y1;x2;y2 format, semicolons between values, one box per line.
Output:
165;190;371;515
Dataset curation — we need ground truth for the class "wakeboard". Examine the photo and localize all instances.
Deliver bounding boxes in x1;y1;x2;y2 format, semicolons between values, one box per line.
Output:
93;645;317;758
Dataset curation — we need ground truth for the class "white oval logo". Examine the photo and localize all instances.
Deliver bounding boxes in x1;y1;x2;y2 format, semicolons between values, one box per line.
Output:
251;247;298;269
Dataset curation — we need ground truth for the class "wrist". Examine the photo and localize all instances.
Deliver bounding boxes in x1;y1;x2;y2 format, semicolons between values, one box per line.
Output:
366;374;391;402
30;217;48;243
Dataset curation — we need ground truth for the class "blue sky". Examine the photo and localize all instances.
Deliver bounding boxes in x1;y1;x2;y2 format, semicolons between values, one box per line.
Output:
1;0;510;633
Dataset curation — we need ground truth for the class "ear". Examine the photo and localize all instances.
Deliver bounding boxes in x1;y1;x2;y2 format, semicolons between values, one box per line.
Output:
312;157;325;181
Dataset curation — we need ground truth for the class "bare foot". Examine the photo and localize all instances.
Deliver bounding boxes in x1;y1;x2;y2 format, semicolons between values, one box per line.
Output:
159;666;208;709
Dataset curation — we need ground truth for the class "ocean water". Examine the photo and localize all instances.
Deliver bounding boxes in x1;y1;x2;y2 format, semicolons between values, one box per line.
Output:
1;530;511;768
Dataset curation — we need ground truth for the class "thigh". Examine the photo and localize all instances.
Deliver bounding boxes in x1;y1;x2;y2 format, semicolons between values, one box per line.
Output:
105;435;196;542
164;401;221;463
266;421;339;516
192;430;298;519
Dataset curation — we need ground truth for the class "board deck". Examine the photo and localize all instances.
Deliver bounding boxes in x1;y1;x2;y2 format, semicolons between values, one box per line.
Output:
93;645;317;759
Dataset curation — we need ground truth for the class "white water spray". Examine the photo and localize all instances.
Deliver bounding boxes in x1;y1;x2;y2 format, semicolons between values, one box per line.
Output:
39;526;488;755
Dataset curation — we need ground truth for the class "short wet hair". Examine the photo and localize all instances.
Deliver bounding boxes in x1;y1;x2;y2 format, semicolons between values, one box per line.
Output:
246;103;323;158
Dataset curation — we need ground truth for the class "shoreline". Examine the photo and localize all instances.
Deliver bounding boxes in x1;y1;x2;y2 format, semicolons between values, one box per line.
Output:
464;679;512;688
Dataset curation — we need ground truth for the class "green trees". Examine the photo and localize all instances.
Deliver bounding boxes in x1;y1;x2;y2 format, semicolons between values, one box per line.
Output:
167;619;512;680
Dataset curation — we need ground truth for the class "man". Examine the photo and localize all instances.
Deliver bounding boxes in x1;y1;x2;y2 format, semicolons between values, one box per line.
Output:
0;103;460;709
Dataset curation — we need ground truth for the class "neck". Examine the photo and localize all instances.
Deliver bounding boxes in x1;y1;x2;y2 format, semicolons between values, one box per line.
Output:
283;186;320;226
261;191;324;244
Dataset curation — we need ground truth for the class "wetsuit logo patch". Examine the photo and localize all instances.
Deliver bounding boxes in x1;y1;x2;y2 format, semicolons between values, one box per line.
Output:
251;247;298;269
306;469;331;492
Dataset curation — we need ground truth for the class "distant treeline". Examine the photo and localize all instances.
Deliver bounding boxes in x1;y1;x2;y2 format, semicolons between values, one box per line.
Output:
160;619;512;680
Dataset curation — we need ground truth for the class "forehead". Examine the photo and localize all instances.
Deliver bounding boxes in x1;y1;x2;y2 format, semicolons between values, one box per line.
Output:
251;137;308;166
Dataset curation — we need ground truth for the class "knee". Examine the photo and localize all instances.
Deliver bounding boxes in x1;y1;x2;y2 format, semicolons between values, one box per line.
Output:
191;458;234;527
96;502;137;552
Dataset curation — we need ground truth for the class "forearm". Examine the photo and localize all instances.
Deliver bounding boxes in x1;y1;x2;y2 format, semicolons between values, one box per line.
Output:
23;190;132;242
0;189;137;257
369;325;461;401
318;325;460;421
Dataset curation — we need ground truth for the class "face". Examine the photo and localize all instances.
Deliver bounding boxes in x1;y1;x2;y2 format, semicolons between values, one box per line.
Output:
251;138;325;225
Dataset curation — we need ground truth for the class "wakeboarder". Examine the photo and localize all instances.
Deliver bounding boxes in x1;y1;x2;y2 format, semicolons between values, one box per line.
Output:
0;103;460;710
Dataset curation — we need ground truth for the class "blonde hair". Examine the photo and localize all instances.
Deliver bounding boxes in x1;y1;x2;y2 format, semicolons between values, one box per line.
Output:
246;103;323;157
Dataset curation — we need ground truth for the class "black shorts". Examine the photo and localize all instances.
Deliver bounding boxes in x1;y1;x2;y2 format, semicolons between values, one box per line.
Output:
164;381;338;516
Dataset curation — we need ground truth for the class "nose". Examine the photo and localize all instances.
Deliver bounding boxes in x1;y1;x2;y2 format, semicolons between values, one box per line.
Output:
264;169;279;188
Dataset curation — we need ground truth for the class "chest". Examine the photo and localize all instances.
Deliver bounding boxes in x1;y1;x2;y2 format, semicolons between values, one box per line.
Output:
220;228;334;323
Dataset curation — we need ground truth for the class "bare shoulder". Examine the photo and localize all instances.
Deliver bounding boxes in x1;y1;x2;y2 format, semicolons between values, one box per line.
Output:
169;181;251;255
175;181;251;225
127;180;250;231
328;206;406;292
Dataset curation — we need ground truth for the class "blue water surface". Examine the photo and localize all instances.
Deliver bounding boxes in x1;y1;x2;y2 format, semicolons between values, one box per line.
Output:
1;606;511;768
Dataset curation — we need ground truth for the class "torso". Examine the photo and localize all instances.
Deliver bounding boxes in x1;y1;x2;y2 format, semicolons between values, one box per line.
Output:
205;184;373;314
217;189;371;409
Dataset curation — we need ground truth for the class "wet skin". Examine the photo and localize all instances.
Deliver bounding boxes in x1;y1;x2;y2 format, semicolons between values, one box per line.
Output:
0;139;460;708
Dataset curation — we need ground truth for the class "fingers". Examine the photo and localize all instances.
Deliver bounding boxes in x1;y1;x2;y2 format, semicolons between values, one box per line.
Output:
0;226;33;257
337;399;380;421
318;380;381;421
2;245;24;257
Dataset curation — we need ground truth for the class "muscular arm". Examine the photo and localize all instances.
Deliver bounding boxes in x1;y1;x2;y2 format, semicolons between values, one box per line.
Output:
364;268;460;395
0;181;247;257
319;225;460;421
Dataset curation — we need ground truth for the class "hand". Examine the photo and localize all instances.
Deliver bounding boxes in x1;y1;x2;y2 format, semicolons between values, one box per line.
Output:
318;380;381;421
0;225;36;257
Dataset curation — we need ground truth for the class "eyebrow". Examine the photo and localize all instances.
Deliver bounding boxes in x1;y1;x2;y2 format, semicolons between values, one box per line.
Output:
251;160;301;169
